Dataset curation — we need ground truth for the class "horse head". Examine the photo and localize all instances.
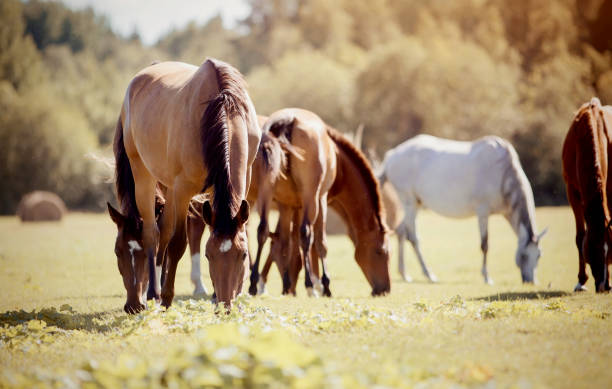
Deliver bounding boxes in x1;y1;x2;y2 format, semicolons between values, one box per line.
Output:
107;203;149;313
516;227;548;283
355;226;391;296
202;199;250;310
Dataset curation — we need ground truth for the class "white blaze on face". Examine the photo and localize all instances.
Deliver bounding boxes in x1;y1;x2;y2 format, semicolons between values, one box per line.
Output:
220;239;232;253
128;240;142;286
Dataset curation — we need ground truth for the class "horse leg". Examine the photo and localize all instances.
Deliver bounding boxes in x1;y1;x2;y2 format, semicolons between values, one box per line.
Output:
403;201;437;282
314;196;331;297
160;187;191;308
477;212;493;285
568;189;588;291
187;212;207;295
396;221;412;282
275;204;294;295
132;162;158;311
249;197;270;296
299;199;320;297
287;208;302;295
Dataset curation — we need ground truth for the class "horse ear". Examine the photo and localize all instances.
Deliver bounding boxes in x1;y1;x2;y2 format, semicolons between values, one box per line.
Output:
536;227;549;242
237;200;249;225
107;202;124;226
202;200;213;226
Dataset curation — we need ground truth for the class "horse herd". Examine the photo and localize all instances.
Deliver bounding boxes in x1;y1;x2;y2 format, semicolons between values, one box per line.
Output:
106;58;610;314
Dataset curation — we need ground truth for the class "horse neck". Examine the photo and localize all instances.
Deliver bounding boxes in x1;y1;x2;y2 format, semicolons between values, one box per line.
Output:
504;165;537;244
329;156;382;244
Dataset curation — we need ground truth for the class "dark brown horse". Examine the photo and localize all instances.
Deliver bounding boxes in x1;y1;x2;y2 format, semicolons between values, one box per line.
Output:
562;97;612;293
108;59;260;312
252;109;391;297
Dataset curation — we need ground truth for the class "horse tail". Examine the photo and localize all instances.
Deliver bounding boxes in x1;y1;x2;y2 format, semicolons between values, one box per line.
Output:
259;133;285;181
377;169;388;186
266;116;296;145
113;117;139;221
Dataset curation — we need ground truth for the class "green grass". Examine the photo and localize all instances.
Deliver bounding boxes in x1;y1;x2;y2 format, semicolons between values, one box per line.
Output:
0;207;611;388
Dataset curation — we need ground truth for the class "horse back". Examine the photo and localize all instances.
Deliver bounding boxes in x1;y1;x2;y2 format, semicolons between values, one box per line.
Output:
122;61;221;187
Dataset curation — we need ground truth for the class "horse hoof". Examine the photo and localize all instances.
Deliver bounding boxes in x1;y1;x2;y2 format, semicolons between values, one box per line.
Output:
193;284;207;296
306;287;319;297
427;273;438;283
124;302;146;314
161;294;173;308
314;279;324;295
400;273;413;283
323;288;332;297
574;283;587;292
257;279;266;295
248;283;258;296
485;278;494;285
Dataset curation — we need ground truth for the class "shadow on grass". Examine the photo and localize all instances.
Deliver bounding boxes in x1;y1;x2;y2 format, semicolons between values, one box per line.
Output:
0;293;214;332
473;290;572;302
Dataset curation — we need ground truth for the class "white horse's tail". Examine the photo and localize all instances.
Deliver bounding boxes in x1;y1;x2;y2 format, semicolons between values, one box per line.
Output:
376;166;388;186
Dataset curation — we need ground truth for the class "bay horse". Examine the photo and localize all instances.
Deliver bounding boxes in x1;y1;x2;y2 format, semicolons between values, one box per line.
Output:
252;109;391;297
379;134;547;284
562;97;612;292
107;59;261;313
186;119;303;297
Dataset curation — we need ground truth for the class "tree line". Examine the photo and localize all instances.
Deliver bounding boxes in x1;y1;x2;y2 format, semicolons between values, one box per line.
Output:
1;0;611;213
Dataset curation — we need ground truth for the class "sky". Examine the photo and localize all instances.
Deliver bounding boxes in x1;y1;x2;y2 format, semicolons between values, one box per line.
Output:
61;0;251;45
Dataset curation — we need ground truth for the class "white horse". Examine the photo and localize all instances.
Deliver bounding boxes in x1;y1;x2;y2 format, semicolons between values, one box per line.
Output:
378;134;547;284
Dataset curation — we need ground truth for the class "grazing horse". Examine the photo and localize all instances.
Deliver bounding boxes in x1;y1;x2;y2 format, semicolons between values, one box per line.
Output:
186;123;303;297
252;109;391;296
562;97;612;292
107;59;260;312
379;134;547;284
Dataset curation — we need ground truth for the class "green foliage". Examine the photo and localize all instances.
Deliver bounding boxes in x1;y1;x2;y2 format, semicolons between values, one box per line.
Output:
2;0;612;209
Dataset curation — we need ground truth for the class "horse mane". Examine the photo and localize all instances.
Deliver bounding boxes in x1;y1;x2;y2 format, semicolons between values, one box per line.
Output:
326;126;386;231
498;137;537;240
572;98;608;228
200;58;250;235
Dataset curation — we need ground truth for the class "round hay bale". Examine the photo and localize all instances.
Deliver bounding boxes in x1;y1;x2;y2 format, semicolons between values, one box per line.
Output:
16;191;67;222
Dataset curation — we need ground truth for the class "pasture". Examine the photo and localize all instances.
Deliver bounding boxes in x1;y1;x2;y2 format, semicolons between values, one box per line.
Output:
1;207;611;388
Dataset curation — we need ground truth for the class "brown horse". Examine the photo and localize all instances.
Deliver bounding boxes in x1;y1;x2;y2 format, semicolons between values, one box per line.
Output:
563;97;612;293
107;59;260;313
253;109;391;296
186;119;302;298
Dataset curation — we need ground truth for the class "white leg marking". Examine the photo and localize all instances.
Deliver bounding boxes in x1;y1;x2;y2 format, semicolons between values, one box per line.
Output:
191;253;207;295
154;265;162;296
220;239;232;253
257;278;266;295
574;282;587;292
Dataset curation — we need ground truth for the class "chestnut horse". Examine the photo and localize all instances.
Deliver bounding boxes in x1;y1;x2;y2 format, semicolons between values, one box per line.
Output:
252;109;391;297
562;97;612;292
107;59;260;312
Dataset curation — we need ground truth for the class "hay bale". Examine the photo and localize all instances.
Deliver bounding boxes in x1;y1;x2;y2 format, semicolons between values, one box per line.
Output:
16;191;67;222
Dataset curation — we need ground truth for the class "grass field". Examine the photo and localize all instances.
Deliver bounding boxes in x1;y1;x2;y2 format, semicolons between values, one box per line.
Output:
1;207;611;388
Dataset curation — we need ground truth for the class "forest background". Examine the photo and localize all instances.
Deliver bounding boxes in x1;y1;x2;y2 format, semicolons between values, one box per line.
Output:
1;0;611;213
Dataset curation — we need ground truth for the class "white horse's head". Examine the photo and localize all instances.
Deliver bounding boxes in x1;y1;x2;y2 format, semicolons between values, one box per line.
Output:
515;226;548;283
